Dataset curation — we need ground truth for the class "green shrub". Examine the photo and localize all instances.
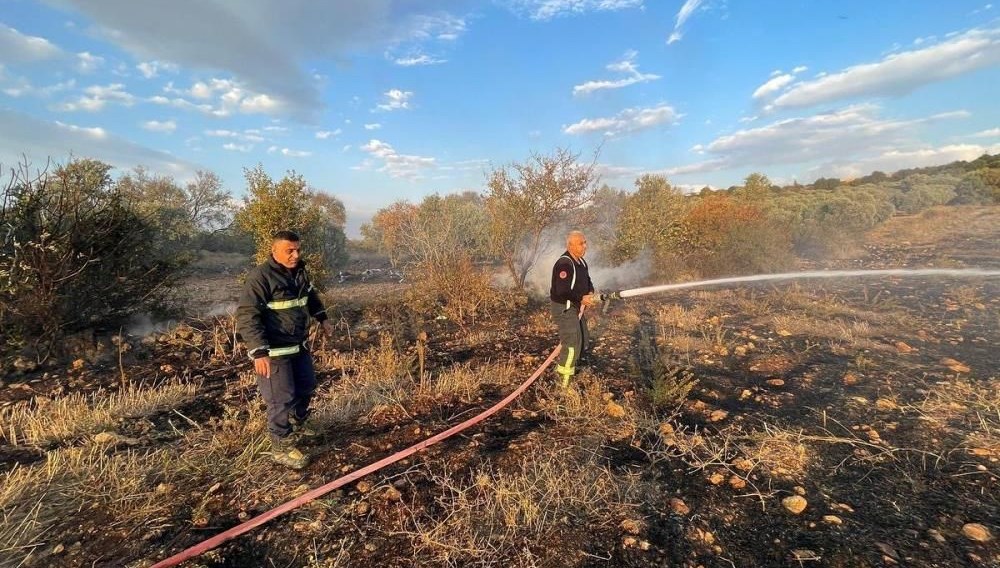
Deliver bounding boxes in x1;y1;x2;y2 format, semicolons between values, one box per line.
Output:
0;159;187;359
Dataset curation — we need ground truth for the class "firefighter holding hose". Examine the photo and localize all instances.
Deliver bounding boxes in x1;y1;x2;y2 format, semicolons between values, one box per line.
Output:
237;230;334;469
550;230;596;387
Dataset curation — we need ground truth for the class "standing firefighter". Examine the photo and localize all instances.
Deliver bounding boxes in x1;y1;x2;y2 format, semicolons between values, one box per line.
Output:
550;230;596;387
237;230;334;469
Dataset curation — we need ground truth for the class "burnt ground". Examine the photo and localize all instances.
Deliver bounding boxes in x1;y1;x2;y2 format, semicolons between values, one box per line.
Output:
1;206;998;568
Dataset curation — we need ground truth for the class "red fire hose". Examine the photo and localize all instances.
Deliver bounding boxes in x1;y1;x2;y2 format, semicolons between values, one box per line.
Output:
149;345;561;567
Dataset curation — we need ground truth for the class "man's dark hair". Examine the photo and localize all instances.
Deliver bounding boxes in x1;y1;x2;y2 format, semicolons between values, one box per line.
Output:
272;230;301;242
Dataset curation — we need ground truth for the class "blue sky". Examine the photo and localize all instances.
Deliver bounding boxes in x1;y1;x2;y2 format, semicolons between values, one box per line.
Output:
1;0;999;236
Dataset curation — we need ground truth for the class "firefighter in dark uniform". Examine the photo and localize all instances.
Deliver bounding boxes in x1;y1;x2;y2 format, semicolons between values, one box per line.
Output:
550;230;596;387
237;230;333;469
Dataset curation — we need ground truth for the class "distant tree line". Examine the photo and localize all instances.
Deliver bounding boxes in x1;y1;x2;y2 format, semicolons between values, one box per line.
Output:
3;149;996;360
362;150;1000;316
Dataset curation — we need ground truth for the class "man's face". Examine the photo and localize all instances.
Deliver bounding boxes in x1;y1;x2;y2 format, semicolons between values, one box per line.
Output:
567;234;587;259
272;239;301;269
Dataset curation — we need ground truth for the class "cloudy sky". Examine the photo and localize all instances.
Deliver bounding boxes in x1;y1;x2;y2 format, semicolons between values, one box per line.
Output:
2;0;999;235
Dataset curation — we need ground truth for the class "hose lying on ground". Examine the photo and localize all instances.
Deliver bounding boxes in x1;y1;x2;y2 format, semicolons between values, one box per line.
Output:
149;345;561;568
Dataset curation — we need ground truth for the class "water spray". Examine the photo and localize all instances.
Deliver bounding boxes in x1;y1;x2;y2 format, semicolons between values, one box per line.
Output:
599;268;1000;309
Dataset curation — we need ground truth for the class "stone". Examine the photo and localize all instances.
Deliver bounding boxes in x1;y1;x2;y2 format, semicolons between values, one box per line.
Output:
13;356;39;373
831;502;855;513
962;523;994;543
93;432;119;444
895;341;915;354
791;550;817;561
620;519;642;535
728;475;747;490
875;398;898;411
708;409;728;422
766;378;785;387
782;495;808;514
875;542;898;560
823;515;843;525
381;487;402;502
940;357;971;373
708;473;725;485
669;498;690;516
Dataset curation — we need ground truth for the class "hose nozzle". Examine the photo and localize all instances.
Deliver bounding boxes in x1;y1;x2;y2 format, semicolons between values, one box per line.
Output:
598;290;622;314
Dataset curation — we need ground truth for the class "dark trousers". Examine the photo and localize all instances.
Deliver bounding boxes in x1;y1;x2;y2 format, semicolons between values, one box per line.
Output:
256;350;316;442
551;303;589;377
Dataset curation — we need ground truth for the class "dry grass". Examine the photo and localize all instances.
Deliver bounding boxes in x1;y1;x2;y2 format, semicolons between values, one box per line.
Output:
0;445;176;566
910;379;1000;444
0;379;198;447
652;422;812;482
771;314;878;348
536;374;639;442
406;448;640;566
314;336;522;429
655;303;708;331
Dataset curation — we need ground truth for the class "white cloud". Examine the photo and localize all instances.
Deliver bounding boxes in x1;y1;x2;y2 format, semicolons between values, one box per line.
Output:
40;2;471;119
315;129;341;139
752;73;794;100
507;0;643;20
279;147;312;157
75;51;104;73
771;27;1000;109
393;54;447;66
149;95;214;114
0;109;200;178
375;89;413;111
55;83;135;112
136;60;177;79
970;127;1000;137
54;120;106;139
573;50;660;96
563;103;680;136
222;142;253;152
364;123;382;130
2;78;75;98
204;128;264;143
141;119;177;133
661;104;971;176
667;0;703;44
0;24;62;63
360;139;435;179
157;78;286;116
405;13;467;42
792;65;808;74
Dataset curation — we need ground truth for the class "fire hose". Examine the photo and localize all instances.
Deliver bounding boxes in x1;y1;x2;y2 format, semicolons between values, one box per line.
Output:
149;346;561;567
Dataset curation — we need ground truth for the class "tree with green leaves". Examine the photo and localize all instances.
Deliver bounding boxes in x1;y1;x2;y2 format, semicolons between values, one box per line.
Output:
612;174;688;264
485;147;599;289
1;159;185;358
233;164;346;284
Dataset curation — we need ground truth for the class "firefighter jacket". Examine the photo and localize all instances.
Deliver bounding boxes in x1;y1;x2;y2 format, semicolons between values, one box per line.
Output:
237;256;328;359
549;251;594;309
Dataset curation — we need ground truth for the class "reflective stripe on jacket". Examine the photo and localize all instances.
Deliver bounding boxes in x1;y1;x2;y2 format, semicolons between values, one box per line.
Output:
237;256;327;357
